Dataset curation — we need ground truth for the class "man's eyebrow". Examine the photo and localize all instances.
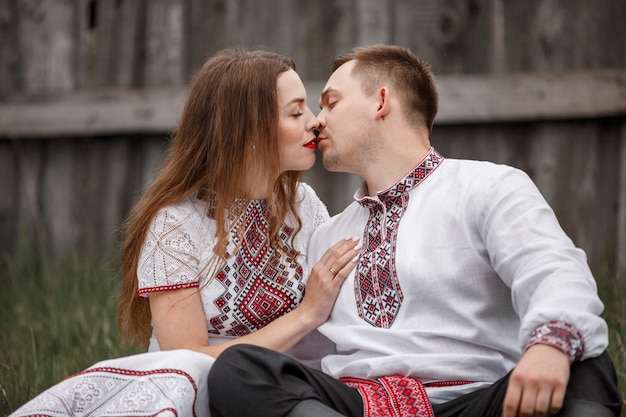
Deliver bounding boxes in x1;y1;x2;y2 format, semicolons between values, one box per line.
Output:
319;87;338;108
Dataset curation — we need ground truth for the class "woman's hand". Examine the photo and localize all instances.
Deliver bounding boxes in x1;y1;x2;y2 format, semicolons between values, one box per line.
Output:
297;236;361;327
149;236;361;358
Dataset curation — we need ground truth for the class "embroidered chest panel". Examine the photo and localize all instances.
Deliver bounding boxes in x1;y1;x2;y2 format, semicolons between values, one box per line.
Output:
355;148;444;328
208;200;304;336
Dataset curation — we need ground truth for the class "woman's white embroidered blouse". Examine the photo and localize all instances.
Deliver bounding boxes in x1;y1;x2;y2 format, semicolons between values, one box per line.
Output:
137;182;329;349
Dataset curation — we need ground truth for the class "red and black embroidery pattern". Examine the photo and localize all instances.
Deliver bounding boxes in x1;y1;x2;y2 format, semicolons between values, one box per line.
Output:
525;320;584;363
340;376;435;417
355;148;444;328
208;200;303;336
11;367;200;417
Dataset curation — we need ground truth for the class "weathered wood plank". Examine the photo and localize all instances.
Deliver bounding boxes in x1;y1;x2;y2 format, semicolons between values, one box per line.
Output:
1;70;624;138
0;0;22;95
618;123;626;274
40;138;80;254
0;87;186;138
503;0;626;71
299;0;355;80
114;0;147;87
13;140;47;250
0;140;18;252
184;0;225;78
355;0;392;45
87;139;132;251
144;0;186;85
90;0;124;86
435;70;626;123
15;0;79;93
525;123;619;271
392;0;441;68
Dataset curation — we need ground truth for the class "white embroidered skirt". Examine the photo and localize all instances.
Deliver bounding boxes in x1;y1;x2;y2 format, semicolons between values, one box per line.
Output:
10;349;214;417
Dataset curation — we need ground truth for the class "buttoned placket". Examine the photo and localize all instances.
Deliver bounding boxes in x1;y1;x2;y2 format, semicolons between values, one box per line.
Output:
353;147;445;328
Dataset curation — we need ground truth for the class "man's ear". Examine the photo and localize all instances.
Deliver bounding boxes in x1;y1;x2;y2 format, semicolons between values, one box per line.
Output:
374;87;391;120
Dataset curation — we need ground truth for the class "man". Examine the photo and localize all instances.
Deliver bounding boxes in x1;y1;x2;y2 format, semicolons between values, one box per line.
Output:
208;45;622;417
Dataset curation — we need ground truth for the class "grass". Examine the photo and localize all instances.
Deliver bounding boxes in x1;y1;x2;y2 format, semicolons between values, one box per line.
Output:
0;247;624;416
599;270;626;416
0;247;141;416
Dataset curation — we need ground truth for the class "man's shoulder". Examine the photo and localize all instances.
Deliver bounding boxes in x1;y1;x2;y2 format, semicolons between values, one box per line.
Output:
443;157;517;173
440;158;528;184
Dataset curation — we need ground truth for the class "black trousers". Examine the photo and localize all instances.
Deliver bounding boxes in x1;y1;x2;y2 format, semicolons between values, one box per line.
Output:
208;344;622;417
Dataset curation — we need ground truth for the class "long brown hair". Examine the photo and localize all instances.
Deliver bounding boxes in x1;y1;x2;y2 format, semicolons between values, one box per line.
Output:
118;48;302;346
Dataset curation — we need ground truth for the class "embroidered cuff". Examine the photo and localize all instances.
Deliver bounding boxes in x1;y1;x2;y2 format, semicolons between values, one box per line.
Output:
137;281;199;298
524;321;584;364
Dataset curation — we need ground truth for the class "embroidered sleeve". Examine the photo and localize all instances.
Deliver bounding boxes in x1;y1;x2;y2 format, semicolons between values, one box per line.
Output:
524;320;584;364
137;206;201;297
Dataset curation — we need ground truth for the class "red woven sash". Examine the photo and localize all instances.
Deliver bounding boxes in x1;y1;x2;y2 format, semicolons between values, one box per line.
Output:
340;376;434;417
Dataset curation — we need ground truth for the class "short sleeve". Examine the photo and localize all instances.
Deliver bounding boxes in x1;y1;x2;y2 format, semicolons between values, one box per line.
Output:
137;204;202;297
292;183;330;273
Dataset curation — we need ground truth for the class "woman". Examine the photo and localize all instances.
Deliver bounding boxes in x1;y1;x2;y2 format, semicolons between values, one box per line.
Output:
118;47;358;357
11;48;358;417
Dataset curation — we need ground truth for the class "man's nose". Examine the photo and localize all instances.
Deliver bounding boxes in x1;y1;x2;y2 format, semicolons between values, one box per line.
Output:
315;112;326;131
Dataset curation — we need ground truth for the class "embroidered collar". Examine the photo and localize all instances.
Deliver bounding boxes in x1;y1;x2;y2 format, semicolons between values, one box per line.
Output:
202;193;270;222
351;147;444;328
354;147;444;204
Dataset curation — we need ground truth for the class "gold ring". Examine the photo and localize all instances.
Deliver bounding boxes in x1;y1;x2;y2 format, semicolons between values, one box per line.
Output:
329;267;337;276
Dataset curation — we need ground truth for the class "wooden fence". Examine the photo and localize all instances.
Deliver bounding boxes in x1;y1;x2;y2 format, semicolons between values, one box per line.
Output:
0;0;625;278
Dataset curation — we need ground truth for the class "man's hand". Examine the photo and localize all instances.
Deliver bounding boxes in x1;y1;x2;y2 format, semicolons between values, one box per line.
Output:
502;344;570;417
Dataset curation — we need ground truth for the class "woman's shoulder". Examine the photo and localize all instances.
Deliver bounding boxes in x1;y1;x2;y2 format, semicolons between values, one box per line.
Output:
296;182;329;222
296;181;319;199
295;182;324;210
152;194;209;230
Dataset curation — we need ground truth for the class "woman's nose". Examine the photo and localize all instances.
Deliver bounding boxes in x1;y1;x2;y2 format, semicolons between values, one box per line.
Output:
305;108;321;132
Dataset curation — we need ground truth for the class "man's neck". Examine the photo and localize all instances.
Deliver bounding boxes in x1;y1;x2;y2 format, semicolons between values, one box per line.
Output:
362;145;432;196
